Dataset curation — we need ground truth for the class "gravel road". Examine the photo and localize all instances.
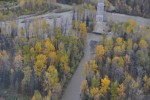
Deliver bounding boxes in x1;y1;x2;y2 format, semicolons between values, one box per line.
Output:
61;33;103;100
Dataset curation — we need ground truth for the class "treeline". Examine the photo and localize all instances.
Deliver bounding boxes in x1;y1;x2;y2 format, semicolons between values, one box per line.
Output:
0;0;16;1
107;0;150;18
59;0;150;18
17;0;56;9
0;0;57;21
57;0;84;4
80;20;150;100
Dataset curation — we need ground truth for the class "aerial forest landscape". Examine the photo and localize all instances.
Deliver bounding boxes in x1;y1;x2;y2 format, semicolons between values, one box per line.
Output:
0;0;150;100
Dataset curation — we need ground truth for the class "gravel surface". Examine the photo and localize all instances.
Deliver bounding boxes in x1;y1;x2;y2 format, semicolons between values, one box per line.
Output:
106;12;150;27
61;33;103;100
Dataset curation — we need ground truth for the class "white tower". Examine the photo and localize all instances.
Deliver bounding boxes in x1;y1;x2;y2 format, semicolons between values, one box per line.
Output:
96;0;104;22
93;0;106;34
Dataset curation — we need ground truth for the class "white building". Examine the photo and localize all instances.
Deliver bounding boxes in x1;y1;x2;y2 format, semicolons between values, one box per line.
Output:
96;0;104;22
93;0;107;34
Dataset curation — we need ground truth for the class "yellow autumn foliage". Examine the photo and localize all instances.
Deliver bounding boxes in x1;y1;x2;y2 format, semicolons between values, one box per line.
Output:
116;37;123;46
80;80;88;93
90;87;100;99
34;54;47;77
112;56;124;67
79;22;87;39
139;39;148;49
96;45;105;61
117;84;125;97
35;42;42;53
100;75;110;95
90;60;98;71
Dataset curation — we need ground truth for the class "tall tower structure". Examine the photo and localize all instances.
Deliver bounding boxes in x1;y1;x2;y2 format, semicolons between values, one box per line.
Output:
93;0;106;34
96;0;104;22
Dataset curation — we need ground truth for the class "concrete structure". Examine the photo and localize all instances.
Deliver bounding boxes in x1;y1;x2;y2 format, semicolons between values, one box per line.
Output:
93;0;107;34
96;0;104;22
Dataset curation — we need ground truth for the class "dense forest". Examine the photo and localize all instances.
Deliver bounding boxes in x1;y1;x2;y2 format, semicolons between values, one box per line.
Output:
57;0;150;18
80;20;150;100
1;0;150;18
0;0;89;98
0;21;87;99
0;0;150;99
108;0;150;18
